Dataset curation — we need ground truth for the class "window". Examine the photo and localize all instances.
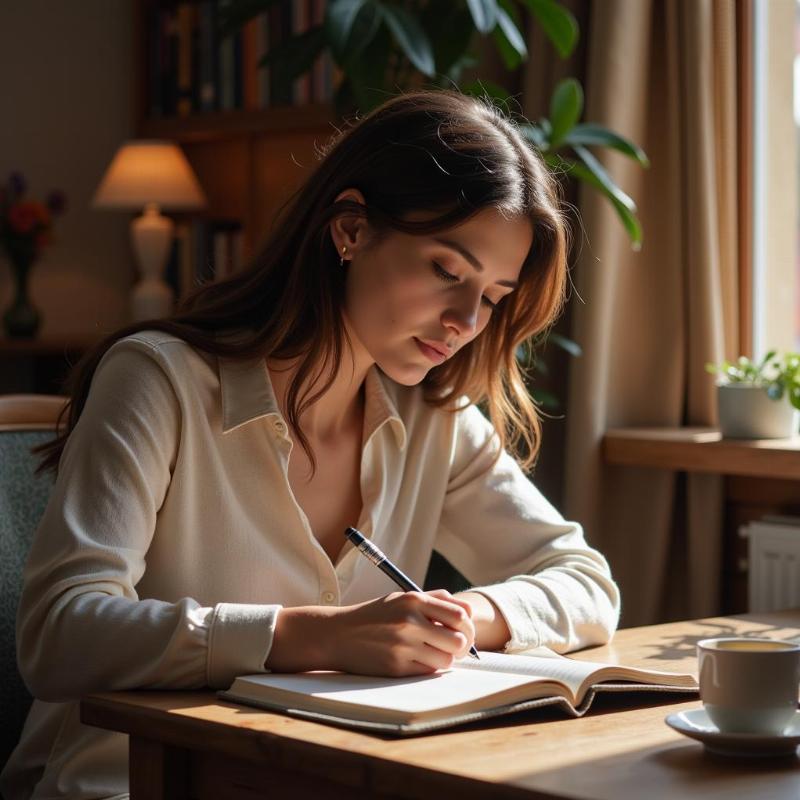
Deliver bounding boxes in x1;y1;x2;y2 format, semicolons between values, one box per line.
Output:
751;0;797;357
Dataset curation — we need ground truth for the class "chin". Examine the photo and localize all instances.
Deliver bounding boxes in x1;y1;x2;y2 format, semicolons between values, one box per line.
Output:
376;360;430;386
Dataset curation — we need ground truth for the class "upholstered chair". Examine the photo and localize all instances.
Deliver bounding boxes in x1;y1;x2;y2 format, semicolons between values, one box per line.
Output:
0;395;66;771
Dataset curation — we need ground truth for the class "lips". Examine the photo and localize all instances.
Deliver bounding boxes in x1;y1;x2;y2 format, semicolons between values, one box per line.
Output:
414;338;448;364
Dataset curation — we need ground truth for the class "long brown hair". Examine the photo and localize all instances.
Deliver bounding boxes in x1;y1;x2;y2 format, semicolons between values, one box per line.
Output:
35;89;568;476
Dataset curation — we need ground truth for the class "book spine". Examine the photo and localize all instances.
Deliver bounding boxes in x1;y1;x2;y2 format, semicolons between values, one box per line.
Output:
242;17;259;111
192;219;212;285
256;12;271;109
231;227;246;274
213;229;230;280
161;9;178;117
310;0;324;104
146;3;162;117
233;27;243;109
269;2;291;107
176;2;194;117
292;0;311;106
218;0;235;111
176;222;194;299
198;0;218;112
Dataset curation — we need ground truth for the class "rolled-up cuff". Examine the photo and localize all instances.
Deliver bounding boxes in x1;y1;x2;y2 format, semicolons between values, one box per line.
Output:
470;582;543;653
207;602;281;688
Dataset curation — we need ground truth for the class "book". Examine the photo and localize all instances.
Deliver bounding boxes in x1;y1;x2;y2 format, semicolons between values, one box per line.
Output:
219;647;698;736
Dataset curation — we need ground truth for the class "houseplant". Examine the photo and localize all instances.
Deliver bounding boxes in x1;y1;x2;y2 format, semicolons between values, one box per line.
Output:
219;0;649;250
0;171;66;338
705;352;800;439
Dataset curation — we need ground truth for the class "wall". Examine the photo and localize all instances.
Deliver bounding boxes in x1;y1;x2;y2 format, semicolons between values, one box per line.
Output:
0;1;135;338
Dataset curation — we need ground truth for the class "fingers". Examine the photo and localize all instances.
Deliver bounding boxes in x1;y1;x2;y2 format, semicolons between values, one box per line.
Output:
394;591;475;658
427;588;474;619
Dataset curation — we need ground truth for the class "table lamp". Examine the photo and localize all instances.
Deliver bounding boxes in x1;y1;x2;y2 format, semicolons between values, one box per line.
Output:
92;140;206;321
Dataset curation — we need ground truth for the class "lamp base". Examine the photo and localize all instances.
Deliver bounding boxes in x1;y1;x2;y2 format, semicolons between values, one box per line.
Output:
129;203;175;322
131;277;174;322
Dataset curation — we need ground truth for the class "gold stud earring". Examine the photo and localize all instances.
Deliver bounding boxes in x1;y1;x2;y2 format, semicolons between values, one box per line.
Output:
339;245;348;267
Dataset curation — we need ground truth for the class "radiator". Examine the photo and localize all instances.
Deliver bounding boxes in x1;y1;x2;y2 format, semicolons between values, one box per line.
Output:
743;517;800;612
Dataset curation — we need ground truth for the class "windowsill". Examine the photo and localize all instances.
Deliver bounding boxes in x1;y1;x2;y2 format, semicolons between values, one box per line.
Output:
603;427;800;480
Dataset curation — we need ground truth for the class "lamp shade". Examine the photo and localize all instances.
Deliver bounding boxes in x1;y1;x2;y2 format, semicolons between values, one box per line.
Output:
92;140;206;210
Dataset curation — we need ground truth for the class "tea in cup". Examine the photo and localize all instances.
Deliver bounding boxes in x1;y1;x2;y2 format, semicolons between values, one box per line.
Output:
697;637;800;735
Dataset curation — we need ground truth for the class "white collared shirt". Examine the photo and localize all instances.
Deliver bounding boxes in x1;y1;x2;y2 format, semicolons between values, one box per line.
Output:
2;330;619;800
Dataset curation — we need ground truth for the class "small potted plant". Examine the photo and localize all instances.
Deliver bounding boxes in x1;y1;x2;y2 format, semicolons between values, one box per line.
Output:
705;351;800;439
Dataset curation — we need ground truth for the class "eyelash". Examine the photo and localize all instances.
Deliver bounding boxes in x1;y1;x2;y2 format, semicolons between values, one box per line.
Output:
432;262;498;311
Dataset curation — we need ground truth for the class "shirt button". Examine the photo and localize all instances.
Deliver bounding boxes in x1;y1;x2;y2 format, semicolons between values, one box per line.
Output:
274;419;287;435
321;591;336;604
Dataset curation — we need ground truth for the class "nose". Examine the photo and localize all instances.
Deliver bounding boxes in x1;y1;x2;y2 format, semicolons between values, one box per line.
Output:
441;291;481;339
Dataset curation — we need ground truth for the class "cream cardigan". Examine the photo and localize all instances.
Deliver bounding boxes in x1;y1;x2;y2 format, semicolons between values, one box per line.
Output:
2;330;619;800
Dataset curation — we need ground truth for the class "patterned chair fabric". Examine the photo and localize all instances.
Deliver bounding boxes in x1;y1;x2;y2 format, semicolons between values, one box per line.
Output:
0;430;55;771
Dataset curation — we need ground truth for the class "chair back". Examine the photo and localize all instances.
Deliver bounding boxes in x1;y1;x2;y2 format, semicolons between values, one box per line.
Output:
0;395;66;770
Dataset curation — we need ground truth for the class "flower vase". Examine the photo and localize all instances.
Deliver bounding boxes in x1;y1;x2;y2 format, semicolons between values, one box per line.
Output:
3;253;41;338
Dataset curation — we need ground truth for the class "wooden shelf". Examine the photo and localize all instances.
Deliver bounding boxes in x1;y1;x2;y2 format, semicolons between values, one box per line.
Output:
0;338;100;356
603;427;800;481
139;104;337;143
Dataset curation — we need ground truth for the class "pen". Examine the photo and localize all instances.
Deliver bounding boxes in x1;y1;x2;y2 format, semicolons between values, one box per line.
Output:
344;526;480;660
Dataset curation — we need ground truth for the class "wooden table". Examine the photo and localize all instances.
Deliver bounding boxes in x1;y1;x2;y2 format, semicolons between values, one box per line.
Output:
81;611;800;800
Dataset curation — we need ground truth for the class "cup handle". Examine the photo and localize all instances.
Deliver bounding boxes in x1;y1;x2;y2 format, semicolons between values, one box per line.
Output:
699;650;720;689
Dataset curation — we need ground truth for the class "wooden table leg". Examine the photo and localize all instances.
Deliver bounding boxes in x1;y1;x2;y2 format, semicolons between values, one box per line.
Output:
129;735;191;800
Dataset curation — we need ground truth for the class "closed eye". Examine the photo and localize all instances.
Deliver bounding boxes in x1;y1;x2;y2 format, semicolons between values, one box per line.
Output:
432;262;498;311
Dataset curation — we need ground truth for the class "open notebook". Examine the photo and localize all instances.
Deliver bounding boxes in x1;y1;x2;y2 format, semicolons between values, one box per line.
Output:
219;647;698;735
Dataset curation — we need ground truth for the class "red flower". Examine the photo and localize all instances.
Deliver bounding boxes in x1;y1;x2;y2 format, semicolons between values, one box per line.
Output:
8;202;40;235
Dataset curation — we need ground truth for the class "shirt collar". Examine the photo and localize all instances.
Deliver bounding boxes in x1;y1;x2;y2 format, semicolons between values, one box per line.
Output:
219;357;407;450
219;356;281;434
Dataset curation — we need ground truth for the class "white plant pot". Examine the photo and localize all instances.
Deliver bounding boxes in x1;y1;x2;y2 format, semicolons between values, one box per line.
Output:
717;384;799;439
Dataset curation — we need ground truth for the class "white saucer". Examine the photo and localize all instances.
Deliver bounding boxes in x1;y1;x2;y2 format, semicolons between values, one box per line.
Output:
665;707;800;757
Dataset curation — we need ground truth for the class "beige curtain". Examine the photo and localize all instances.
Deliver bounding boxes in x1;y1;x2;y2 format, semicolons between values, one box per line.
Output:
562;0;740;626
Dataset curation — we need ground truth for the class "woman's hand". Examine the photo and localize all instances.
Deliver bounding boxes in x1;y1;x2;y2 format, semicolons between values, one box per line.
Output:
266;590;475;676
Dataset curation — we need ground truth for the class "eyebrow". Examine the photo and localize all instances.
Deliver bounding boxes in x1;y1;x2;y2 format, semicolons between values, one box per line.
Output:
432;237;519;288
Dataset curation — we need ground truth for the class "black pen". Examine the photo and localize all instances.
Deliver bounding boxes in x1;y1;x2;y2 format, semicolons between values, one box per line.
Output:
345;526;480;660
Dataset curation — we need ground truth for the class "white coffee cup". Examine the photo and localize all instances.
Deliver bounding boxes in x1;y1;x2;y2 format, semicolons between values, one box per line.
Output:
697;637;800;735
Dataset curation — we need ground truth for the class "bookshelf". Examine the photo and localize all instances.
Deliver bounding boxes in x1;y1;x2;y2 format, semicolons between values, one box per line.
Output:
134;0;338;297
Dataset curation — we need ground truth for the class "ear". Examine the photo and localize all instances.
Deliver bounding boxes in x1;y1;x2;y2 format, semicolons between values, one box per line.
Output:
329;188;368;263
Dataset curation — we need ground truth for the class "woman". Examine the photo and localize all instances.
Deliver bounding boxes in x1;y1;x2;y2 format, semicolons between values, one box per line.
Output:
2;90;619;800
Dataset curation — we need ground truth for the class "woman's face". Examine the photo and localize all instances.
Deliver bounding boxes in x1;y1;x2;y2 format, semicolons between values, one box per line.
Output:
342;207;532;385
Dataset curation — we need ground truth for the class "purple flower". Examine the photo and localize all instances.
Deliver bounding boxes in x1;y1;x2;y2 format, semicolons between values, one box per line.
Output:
8;171;26;198
46;190;67;215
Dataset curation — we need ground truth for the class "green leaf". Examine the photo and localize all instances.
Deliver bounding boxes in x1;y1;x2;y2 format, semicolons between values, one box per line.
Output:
548;78;583;147
325;0;369;61
217;0;280;40
571;145;635;211
757;349;777;373
491;5;528;70
375;2;436;77
466;0;499;34
567;155;643;249
519;0;579;58
339;3;383;69
520;122;548;150
418;0;475;81
342;23;393;111
258;26;326;88
562;123;650;167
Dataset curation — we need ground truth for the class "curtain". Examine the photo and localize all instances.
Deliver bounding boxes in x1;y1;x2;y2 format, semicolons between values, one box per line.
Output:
563;0;740;626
